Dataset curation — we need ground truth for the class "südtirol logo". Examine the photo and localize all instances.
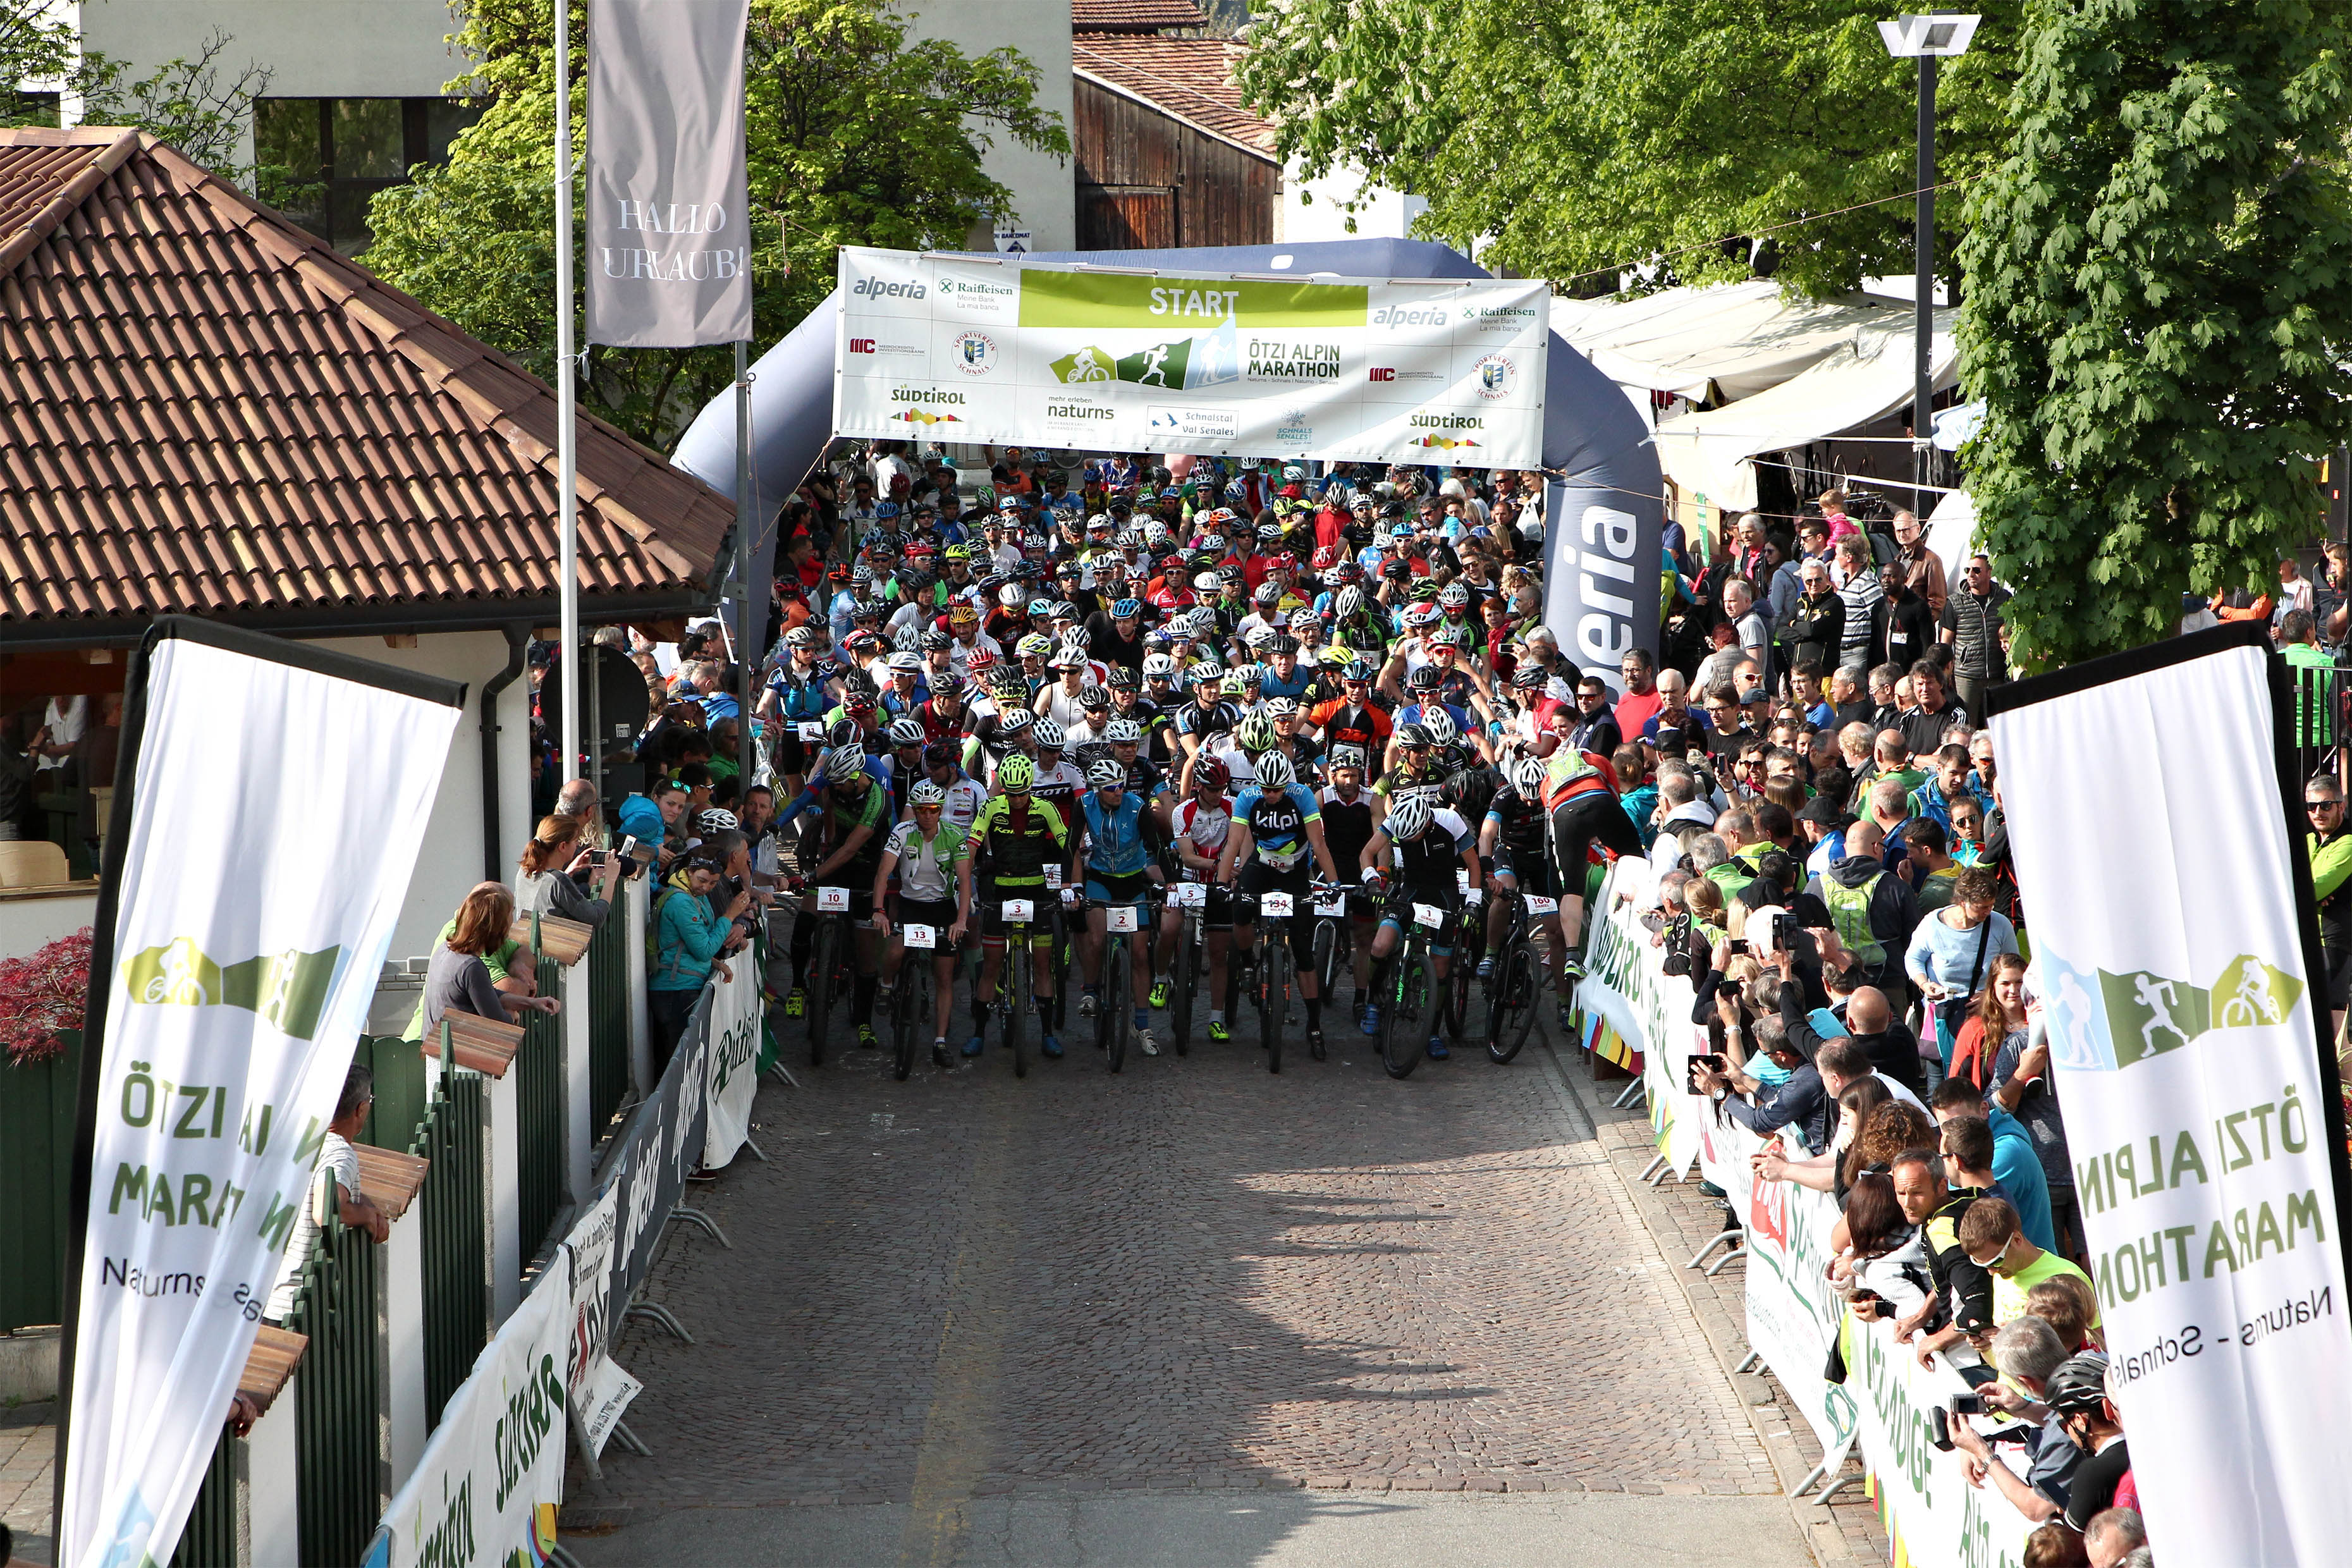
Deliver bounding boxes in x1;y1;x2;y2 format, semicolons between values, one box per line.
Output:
119;938;340;1041
2038;946;2305;1072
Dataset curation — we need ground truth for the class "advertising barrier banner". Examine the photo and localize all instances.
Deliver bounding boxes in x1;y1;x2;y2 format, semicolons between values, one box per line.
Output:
58;622;462;1568
613;989;711;1325
371;1263;573;1568
831;247;1549;467
563;1182;639;1461
1991;625;2352;1565
1844;1314;2038;1566
701;955;762;1170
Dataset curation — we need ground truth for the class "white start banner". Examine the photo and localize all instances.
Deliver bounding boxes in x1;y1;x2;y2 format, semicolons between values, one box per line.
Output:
701;952;762;1170
831;247;1548;467
370;1263;573;1568
1992;623;2352;1565
59;621;462;1568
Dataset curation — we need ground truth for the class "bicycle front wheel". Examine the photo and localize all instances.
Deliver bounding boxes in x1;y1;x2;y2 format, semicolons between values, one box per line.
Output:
1007;944;1031;1079
1261;929;1288;1075
1169;916;1199;1055
1379;944;1426;1081
892;960;919;1081
1106;932;1132;1074
1487;946;1540;1065
805;919;836;1067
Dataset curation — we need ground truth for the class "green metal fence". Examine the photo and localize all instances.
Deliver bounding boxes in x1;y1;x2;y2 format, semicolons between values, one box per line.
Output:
289;1198;384;1568
0;1029;81;1333
515;925;566;1259
355;1034;427;1156
167;1427;239;1568
587;906;632;1130
412;1045;487;1430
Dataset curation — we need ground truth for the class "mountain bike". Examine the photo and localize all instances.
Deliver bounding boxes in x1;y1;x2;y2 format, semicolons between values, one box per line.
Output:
795;881;866;1068
1247;881;1345;1072
1089;886;1161;1072
890;917;950;1081
1438;884;1483;1052
995;894;1046;1079
1473;886;1547;1065
1375;893;1452;1081
1163;879;1208;1056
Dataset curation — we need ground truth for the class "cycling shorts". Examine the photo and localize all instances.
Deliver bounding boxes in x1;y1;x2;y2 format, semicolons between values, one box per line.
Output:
979;885;1055;947
1086;869;1150;907
1550;791;1642;882
1376;885;1463;957
897;894;960;935
1492;845;1559;900
1235;861;1314;913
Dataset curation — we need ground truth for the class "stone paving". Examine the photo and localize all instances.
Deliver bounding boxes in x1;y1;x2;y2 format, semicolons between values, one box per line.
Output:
1;1401;54;1566
561;983;1784;1541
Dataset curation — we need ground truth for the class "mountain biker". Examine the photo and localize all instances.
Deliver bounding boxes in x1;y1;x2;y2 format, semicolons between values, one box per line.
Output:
1541;740;1638;983
872;781;970;1062
1077;758;1169;1055
1316;745;1387;1026
1156;755;1238;1034
783;744;891;1046
1218;749;1345;1061
956;752;1071;1059
1357;793;1482;1058
1481;756;1574;1024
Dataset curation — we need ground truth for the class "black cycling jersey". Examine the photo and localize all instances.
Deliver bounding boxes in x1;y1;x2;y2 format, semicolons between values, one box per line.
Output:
1390;806;1474;895
1176;699;1241;740
1487;784;1548;855
1317;785;1376;878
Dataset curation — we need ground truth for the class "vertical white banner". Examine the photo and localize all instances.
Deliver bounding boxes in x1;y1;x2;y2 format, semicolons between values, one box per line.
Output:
61;627;462;1568
1994;628;2352;1565
701;955;761;1170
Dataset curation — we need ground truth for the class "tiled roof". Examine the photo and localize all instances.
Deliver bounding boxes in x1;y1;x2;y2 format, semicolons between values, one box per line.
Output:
1072;35;1277;154
0;126;733;634
1071;0;1208;31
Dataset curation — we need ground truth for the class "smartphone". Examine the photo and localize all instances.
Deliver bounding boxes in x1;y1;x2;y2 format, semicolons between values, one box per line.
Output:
620;835;639;856
1727;938;1749;955
1773;912;1801;951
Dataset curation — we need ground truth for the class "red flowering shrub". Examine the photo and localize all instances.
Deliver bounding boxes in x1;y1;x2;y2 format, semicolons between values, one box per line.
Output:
0;926;92;1065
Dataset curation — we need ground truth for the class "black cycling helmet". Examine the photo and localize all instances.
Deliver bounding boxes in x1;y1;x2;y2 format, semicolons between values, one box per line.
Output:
2042;1352;2112;1416
1409;665;1441;692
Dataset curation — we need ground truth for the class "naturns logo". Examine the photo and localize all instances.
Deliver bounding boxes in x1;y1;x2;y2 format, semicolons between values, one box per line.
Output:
1368;367;1397;383
853;276;926;301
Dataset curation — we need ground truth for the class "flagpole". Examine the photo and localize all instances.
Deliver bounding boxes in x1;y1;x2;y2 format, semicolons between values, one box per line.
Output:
734;338;755;781
555;0;582;785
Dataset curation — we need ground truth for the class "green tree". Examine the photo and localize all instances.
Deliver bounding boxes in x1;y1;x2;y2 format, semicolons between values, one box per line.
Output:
366;0;1068;449
1234;0;2021;298
1955;0;2352;668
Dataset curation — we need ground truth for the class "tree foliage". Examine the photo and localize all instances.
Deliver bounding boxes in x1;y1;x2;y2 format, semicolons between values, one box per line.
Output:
1233;0;2022;297
1955;0;2352;667
365;0;1068;449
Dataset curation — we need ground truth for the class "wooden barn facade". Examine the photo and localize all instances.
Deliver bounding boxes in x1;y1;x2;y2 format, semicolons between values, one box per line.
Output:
1070;20;1279;252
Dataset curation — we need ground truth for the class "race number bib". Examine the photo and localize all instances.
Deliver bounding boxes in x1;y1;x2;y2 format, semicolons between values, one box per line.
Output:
903;924;937;950
816;886;851;912
1314;893;1347;917
1045;865;1064;889
1001;899;1034;923
1413;902;1447;931
1106;905;1140;933
798;721;826;742
1525;895;1560;916
1260;891;1294;918
1172;883;1208;910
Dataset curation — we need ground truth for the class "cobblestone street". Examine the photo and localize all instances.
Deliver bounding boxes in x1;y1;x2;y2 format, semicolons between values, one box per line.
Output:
561;985;1819;1566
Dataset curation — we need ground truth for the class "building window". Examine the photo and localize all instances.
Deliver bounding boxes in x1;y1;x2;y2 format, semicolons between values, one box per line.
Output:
254;97;484;255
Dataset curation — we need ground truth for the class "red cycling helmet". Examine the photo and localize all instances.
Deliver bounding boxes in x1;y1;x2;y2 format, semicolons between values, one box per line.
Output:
1193;756;1230;791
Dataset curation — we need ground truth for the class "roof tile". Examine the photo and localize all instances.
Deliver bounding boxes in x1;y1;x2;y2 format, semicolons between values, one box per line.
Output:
1071;35;1275;153
0;127;733;629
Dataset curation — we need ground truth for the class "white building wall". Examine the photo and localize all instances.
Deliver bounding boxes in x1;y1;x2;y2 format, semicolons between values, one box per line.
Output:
1274;155;1426;245
900;0;1074;252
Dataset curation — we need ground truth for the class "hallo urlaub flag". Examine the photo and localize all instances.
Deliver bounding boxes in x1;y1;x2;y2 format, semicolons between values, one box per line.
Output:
59;621;461;1568
585;0;754;348
1992;623;2352;1567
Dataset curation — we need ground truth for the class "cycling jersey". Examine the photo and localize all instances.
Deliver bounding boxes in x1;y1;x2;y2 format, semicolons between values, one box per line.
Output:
1171;795;1234;878
765;661;837;721
1258;663;1315;701
1080;792;1153;878
964;792;1069;888
1385;806;1474;894
884;819;967;902
1309;697;1391;760
1399;699;1472;737
937;776;988;831
1029;759;1086;835
1486;784;1548;855
1176;698;1240;742
1375;756;1447;809
823;777;893;871
1235;780;1322;871
1316;785;1377;877
1541;747;1620;810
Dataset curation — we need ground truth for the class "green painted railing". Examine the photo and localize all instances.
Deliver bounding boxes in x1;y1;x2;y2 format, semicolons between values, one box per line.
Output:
413;1044;487;1430
515;916;566;1262
0;1029;81;1333
354;1033;427;1156
587;903;632;1131
166;1426;238;1568
290;1199;383;1568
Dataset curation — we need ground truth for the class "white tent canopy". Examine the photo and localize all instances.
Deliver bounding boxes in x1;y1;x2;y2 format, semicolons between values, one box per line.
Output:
1550;282;1916;405
1648;311;1958;510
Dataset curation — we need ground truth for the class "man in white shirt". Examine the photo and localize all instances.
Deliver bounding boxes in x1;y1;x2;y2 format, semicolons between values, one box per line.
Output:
264;1066;389;1323
37;695;84;773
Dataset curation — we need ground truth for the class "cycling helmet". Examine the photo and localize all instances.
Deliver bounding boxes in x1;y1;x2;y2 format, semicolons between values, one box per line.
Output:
1512;756;1548;799
1386;793;1435;840
1231;663;1265;689
843;689;878;713
1107;666;1139;690
998;584;1026;608
1254;581;1282;606
1422;708;1458;746
998;707;1035;737
887;717;926;747
1217;565;1245;589
1033;716;1066;750
1285;608;1318;630
850;601;885;624
1143;654;1178;678
1087;758;1126;790
909;780;948;807
852;563;875;586
1112;597;1142;619
1051;601;1080;620
1343;659;1375;683
1024;597;1053;620
1430;625;1464;649
1395;722;1433;749
1235;711;1277;753
920;628;952;652
1439;582;1471;609
996;752;1036;792
1193;756;1231;790
1192;662;1226;685
785;625;819;648
1265;696;1299;718
1106;717;1143;744
1512;663;1547;690
888;651;921;672
1015;633;1053;658
1335;587;1365;619
824;744;868;780
1330;744;1368;771
1267;634;1301;657
922;741;960;771
1192;572;1222;595
1409;665;1442;692
1050;647;1086;670
1404;602;1441;628
1330;560;1363;584
695;807;738;835
1254;750;1296;789
2042;1352;2112;1416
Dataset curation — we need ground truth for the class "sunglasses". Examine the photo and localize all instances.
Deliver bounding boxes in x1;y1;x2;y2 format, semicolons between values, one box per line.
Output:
2310;800;2343;811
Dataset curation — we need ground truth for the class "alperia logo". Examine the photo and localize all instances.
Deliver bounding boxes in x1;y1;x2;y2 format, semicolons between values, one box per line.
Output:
119;936;340;1040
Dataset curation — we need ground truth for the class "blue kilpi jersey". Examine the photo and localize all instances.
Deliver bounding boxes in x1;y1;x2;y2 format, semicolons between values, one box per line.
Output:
1235;780;1321;871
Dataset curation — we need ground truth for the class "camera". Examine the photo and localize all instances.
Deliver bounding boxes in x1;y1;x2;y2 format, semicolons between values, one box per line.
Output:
1928;1405;1955;1452
1684;1051;1726;1095
1949;1393;1985;1417
1773;911;1801;952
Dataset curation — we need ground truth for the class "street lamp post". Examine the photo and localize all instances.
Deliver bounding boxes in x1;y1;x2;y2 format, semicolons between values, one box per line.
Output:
1879;12;1980;499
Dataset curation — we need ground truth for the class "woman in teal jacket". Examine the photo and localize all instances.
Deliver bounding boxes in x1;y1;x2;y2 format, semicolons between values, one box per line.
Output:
651;857;745;1070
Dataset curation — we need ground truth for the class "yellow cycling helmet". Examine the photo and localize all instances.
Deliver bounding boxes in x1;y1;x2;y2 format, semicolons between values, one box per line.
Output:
996;753;1036;792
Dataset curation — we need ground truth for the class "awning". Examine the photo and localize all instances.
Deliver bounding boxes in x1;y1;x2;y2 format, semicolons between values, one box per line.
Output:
1550;283;1916;404
1926;486;1978;570
1648;312;1957;511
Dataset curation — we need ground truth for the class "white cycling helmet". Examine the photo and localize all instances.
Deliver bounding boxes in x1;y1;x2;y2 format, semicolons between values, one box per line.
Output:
1106;718;1143;744
1512;756;1548;799
999;708;1035;736
1087;759;1126;789
824;744;868;780
1253;750;1295;789
1142;653;1179;678
887;717;926;747
909;780;948;806
1033;716;1066;749
1386;794;1435;840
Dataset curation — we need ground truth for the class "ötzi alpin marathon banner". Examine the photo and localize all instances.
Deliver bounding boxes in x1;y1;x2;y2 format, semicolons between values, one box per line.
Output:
1990;622;2352;1565
58;620;462;1568
831;247;1549;467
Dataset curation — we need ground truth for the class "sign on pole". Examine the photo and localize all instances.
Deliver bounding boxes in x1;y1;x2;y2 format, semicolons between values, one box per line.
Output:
832;247;1549;467
585;0;754;348
1990;622;2352;1564
56;619;462;1568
